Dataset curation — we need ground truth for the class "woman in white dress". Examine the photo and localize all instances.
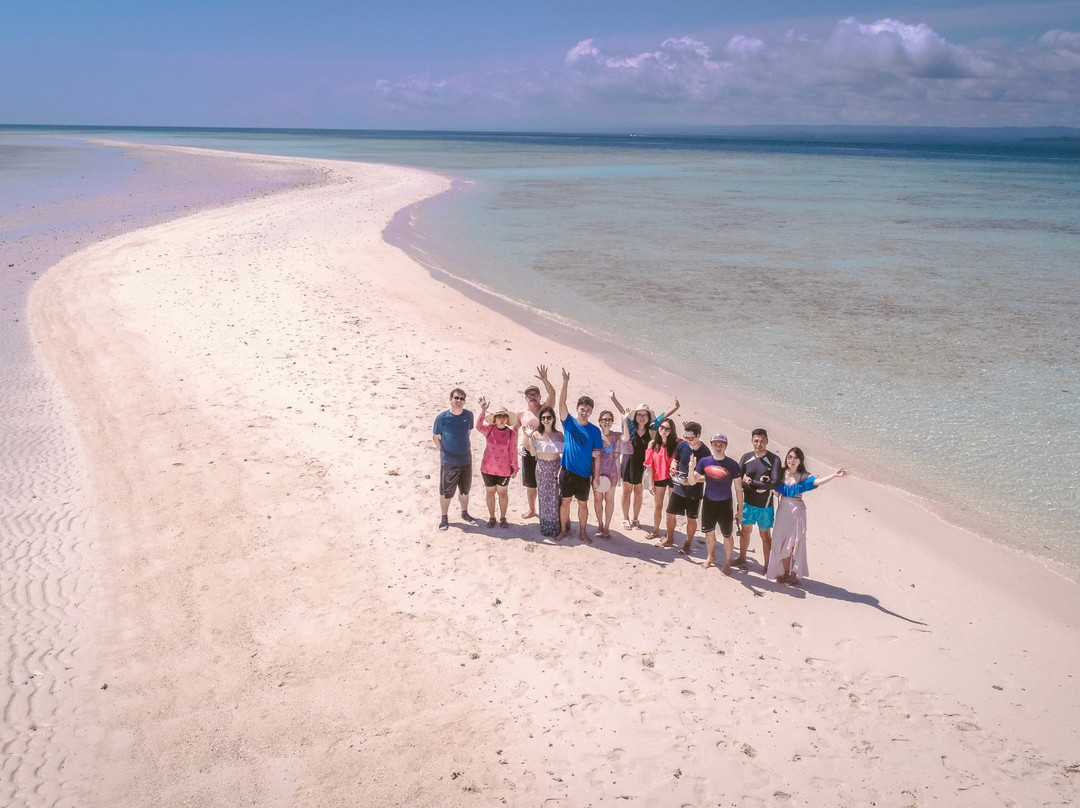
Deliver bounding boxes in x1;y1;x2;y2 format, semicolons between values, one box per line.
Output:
767;447;848;584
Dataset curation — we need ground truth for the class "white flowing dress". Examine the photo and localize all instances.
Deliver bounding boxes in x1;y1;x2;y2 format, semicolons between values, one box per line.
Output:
766;475;817;581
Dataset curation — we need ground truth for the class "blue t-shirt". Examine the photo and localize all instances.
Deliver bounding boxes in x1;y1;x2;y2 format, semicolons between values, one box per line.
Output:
433;409;474;465
561;415;603;478
672;441;711;500
695;455;742;501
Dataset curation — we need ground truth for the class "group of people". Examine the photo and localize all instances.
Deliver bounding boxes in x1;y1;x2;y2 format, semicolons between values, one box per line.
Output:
432;367;848;584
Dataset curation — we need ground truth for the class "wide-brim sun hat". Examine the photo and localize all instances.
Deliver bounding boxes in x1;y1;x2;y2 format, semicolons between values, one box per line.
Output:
630;403;655;423
484;406;519;428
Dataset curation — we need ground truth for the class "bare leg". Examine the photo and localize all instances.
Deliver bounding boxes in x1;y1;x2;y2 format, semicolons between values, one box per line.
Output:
702;530;717;569
440;495;452;517
734;524;751;565
485;487;497;520
497;486;509;519
605;489;616;536
523;485;538;518
631;484;643;526
621;481;633;525
646;487;666;538
681;519;697;555
722;530;735;575
660;512;676;547
577;499;591;542
761;529;773;572
554;497;572;541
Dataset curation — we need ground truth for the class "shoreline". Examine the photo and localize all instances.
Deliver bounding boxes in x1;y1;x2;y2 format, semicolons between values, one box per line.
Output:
19;141;1080;805
386;180;1080;586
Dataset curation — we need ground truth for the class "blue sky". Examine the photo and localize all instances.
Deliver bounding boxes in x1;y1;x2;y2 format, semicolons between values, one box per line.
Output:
2;1;1078;130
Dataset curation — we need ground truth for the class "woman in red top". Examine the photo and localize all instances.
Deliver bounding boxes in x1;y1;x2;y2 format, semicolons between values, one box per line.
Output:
476;398;519;528
643;418;678;539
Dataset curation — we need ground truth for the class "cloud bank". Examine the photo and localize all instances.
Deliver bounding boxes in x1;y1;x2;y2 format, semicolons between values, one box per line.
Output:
375;18;1080;127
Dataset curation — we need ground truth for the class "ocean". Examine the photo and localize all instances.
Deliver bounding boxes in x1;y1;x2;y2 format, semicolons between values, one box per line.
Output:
4;126;1079;569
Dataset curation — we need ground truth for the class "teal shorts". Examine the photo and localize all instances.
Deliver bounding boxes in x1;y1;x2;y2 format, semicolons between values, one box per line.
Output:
741;503;775;530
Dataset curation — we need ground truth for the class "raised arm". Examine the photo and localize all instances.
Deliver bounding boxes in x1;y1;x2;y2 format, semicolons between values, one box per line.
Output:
537;365;556;408
476;396;490;430
558;369;570;421
813;468;849;487
608;390;628;417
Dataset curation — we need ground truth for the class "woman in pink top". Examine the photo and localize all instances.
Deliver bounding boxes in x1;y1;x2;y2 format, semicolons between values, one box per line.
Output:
476;398;519;528
643;418;678;539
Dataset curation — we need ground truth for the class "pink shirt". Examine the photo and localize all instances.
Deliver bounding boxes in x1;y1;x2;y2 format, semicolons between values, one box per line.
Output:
644;444;674;482
476;419;519;477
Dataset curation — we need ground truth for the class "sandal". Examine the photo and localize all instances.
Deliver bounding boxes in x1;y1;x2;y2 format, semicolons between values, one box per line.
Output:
499;517;509;528
486;517;497;528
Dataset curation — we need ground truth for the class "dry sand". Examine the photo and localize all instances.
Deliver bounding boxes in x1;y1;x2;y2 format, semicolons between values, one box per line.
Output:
12;143;1080;806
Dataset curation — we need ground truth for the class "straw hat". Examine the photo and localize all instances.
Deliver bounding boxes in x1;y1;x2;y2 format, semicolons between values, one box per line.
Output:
629;403;655;423
484;406;519;428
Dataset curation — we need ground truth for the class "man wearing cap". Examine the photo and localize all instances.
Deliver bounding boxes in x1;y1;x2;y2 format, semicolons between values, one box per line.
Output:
554;368;603;543
687;433;743;573
661;421;710;555
735;428;782;570
518;365;556;519
433;387;480;531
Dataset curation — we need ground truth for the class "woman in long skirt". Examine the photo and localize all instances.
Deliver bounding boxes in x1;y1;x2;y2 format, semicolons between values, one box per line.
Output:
767;447;848;584
524;406;564;537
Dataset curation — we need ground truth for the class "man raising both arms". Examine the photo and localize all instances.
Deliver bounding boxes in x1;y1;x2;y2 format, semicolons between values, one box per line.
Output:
553;368;603;543
518;365;556;519
734;428;782;570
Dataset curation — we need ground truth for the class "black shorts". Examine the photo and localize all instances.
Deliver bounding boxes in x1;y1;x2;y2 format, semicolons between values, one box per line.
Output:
666;492;702;520
653;478;671;488
701;498;735;536
482;472;511;488
521;452;537;488
559;468;592;502
440;463;472;498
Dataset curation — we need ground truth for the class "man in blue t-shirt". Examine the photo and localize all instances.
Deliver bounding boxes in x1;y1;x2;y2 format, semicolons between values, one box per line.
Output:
687;433;744;574
662;421;711;555
433;387;480;531
554;368;603;543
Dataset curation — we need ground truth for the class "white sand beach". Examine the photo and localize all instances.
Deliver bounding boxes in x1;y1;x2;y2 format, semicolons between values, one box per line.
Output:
11;143;1080;806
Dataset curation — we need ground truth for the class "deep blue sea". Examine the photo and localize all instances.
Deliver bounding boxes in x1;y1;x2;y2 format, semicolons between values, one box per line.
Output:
4;126;1079;568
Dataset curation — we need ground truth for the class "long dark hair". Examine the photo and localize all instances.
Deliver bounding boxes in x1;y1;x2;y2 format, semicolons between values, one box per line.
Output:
537;406;560;436
786;446;808;475
650;417;677;454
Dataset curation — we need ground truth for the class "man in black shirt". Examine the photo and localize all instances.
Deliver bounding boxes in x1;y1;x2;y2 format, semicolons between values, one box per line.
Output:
734;428;781;570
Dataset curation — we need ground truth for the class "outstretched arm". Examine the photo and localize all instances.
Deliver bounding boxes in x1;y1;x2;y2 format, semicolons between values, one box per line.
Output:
558;369;570;421
537;365;556;408
813;468;849;487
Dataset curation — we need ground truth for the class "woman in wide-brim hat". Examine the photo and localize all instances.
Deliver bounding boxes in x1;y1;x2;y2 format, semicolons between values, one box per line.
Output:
476;398;519;528
609;391;681;530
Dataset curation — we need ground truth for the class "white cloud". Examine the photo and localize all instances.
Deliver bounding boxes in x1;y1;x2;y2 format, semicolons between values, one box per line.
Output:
374;18;1080;127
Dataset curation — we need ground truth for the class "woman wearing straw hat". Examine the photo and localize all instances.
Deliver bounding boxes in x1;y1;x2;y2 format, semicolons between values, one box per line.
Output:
609;391;680;530
476;397;519;528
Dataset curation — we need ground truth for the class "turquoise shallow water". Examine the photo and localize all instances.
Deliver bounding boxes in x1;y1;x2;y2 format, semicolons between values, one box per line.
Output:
6;127;1080;567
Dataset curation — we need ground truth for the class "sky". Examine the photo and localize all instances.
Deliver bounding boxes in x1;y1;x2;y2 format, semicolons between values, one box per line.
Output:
2;1;1079;130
